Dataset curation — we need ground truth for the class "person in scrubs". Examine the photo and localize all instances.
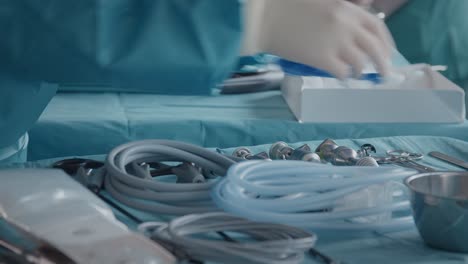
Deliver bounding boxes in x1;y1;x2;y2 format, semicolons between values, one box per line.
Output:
0;0;394;95
0;0;394;164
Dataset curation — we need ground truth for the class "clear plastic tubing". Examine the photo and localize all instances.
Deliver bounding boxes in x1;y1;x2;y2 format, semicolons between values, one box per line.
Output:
211;161;416;232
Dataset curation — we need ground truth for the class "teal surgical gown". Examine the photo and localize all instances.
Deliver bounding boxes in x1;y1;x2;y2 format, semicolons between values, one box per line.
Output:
0;0;243;95
0;0;243;163
0;80;57;164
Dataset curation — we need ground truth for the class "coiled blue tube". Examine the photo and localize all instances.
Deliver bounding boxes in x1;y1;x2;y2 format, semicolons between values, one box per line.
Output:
212;161;416;232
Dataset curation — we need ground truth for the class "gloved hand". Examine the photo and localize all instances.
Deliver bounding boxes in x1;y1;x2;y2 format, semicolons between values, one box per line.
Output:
256;0;394;79
347;0;374;7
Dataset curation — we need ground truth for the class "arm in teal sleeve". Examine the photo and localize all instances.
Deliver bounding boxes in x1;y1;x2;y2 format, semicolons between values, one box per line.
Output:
0;77;57;149
0;1;243;95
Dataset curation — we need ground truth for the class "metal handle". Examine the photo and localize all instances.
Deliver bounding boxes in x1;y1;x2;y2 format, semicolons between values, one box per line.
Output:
429;151;468;170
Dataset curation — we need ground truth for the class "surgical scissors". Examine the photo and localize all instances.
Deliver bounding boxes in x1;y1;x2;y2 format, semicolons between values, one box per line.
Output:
373;150;436;173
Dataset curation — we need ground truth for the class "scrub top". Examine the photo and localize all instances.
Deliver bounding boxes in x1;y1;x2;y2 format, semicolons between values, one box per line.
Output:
0;0;243;95
0;80;57;159
0;0;243;163
387;0;468;113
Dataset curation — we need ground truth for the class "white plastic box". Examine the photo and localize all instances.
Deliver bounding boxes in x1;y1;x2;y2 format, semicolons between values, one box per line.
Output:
281;65;466;123
0;169;176;264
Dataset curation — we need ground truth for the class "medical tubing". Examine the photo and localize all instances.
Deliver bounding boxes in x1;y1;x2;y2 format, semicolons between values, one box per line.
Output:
138;212;316;264
215;181;410;220
212;161;416;231
104;140;235;215
213;187;409;226
104;177;215;214
221;182;366;212
229;161;413;195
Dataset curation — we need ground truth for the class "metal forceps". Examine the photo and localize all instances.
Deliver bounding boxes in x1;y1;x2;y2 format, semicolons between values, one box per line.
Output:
376;150;436;173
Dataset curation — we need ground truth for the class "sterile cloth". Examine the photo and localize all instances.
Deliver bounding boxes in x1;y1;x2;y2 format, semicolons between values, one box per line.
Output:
28;91;468;161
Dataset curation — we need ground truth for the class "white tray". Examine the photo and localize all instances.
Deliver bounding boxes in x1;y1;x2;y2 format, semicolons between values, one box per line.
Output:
282;65;466;123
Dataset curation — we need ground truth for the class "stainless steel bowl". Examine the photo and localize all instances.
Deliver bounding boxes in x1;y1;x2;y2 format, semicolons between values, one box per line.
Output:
405;171;468;253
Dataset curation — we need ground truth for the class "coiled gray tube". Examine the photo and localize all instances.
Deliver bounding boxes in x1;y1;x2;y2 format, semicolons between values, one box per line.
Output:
104;140;235;215
138;212;316;264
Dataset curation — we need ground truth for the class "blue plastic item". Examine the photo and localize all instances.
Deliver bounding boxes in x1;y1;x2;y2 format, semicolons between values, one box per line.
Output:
277;58;382;84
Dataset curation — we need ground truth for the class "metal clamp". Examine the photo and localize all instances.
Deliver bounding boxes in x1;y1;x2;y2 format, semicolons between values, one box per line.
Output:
270;142;321;163
233;147;270;160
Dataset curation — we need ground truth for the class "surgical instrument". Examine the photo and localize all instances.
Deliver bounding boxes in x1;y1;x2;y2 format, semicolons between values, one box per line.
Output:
392;159;436;173
315;139;339;161
220;68;284;94
270;142;321;163
53;159;146;224
376;150;436;173
138;212;316;264
232;147;270;160
429;151;468;170
330;146;360;166
315;139;378;166
357;144;377;157
52;158;104;176
212;161;416;232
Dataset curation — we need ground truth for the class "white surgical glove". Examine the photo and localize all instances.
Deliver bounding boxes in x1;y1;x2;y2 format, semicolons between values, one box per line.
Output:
243;0;395;79
347;0;374;8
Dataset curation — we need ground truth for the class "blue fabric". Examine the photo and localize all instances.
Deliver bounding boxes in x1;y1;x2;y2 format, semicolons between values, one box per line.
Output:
0;78;57;163
0;0;242;95
0;80;57;149
0;134;29;165
6;135;468;263
28;91;468;161
388;0;468;114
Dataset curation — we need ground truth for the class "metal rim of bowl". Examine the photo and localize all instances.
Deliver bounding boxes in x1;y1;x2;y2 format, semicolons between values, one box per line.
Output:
404;171;468;202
